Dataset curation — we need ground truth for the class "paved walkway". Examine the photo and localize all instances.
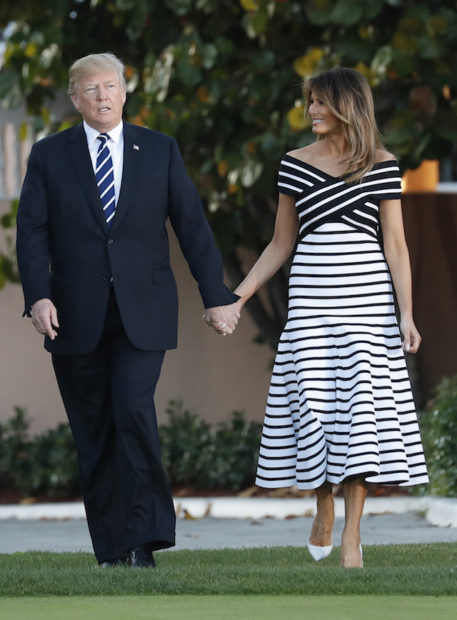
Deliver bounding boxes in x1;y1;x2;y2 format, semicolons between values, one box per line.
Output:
1;497;457;554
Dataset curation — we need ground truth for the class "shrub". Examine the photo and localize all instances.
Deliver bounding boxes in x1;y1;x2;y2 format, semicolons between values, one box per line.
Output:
419;375;457;497
159;400;214;488
0;407;79;498
159;400;262;491
0;407;34;494
0;402;263;499
27;423;80;497
210;410;262;490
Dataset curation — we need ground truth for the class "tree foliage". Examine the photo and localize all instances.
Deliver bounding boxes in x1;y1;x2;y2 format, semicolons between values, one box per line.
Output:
1;0;457;345
0;199;20;289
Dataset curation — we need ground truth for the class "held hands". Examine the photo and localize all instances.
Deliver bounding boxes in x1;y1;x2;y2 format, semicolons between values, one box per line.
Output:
203;301;242;336
31;298;59;340
400;314;421;354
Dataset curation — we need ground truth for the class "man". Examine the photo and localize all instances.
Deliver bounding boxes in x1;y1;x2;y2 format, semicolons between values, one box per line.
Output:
16;52;240;567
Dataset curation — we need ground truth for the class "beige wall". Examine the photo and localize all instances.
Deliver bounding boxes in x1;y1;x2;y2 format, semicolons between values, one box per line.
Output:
3;194;457;433
0;226;273;433
0;104;273;434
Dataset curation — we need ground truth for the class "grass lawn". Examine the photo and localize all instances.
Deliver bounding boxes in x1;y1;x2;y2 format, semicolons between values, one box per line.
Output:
1;595;457;620
0;544;456;597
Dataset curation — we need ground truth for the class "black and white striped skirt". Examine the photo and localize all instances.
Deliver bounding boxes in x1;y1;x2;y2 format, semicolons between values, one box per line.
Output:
255;222;429;489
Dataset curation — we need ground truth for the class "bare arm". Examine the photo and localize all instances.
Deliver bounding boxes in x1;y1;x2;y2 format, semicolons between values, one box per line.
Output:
234;193;299;306
380;198;421;353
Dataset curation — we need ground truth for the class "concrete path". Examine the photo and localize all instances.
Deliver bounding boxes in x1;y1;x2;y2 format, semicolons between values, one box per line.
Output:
1;512;457;555
1;496;457;554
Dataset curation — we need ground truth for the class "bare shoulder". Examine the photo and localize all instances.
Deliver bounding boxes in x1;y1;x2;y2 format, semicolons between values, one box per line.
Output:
287;143;319;164
375;149;397;163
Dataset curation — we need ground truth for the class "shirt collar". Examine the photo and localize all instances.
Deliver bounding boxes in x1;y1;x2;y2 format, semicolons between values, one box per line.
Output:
83;120;123;147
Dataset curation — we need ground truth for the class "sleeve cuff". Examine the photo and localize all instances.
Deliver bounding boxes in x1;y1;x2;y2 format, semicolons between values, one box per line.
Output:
200;285;240;309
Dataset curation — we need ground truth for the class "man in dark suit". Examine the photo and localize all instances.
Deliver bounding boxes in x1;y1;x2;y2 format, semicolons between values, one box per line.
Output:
16;52;240;567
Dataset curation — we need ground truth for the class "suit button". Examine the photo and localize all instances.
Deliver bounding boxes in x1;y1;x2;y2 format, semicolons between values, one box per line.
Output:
107;239;114;245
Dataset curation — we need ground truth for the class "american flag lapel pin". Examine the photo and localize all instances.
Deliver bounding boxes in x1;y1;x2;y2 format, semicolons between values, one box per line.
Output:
133;144;140;151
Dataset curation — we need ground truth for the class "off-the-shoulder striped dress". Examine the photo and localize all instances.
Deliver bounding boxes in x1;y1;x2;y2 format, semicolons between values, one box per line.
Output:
255;155;428;490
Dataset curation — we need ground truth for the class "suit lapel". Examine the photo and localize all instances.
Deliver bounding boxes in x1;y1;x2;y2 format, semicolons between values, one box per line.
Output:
111;123;142;233
66;124;109;235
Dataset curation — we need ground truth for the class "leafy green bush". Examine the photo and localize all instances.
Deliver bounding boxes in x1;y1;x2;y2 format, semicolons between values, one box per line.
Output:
27;423;81;497
0;407;33;494
159;400;262;492
419;375;457;497
210;410;263;491
8;382;457;500
159;400;214;488
0;407;79;498
0;402;263;499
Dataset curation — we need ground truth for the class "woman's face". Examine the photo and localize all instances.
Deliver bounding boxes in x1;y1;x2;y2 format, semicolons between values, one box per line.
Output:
308;91;341;136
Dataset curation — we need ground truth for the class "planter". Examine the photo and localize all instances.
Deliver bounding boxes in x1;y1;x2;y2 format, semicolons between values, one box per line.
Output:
402;159;439;192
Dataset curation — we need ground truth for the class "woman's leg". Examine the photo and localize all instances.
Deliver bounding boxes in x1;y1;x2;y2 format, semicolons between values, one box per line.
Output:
309;481;334;547
341;477;367;568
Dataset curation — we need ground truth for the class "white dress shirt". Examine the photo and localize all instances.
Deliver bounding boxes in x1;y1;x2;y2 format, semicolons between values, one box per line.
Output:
83;120;124;205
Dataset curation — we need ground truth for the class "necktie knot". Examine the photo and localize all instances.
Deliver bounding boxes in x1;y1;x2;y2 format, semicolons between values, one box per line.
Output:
97;133;109;147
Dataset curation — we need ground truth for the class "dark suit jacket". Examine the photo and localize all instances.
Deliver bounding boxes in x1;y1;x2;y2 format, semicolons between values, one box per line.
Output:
16;122;238;354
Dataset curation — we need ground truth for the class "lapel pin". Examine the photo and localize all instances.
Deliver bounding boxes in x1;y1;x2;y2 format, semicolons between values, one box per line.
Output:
133;144;140;151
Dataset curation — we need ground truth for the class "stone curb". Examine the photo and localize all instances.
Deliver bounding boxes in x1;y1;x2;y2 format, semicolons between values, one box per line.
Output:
0;496;456;527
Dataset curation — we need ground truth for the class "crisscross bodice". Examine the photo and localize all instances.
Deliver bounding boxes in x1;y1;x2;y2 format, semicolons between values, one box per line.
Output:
278;155;402;240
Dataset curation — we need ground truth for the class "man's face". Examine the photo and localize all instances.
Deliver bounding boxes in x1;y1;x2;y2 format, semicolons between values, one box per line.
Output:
71;70;126;132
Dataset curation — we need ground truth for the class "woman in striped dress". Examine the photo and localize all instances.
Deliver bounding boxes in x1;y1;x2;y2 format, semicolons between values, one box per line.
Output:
234;67;428;568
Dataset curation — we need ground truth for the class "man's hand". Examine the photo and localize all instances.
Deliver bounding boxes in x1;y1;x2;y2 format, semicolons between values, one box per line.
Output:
31;298;59;340
203;301;241;336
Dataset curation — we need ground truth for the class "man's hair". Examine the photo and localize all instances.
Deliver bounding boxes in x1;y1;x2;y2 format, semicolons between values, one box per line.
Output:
68;52;126;96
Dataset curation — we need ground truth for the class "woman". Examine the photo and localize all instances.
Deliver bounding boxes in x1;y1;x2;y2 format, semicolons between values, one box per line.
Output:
233;67;428;568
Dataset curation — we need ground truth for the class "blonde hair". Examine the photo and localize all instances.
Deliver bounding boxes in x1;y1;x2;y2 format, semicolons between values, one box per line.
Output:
68;52;126;96
303;67;383;183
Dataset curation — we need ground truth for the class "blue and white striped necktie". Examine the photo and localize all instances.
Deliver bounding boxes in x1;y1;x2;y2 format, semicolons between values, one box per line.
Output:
95;133;115;228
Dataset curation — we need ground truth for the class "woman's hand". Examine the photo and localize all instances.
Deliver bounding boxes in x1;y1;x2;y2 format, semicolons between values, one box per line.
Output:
400;315;421;354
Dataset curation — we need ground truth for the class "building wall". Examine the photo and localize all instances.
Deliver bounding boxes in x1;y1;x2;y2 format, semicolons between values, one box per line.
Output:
1;106;456;434
0;225;273;433
402;193;457;402
5;193;456;435
0;104;274;433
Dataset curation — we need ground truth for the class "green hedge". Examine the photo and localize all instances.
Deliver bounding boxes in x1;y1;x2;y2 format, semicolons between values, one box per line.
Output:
418;375;457;497
0;402;262;499
160;400;262;491
4;373;455;501
0;407;79;498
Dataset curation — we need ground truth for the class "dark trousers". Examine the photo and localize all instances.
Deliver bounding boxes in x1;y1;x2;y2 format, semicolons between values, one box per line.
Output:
52;290;175;563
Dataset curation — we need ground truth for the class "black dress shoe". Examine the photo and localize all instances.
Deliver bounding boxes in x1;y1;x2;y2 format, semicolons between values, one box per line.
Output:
99;557;127;568
129;543;156;568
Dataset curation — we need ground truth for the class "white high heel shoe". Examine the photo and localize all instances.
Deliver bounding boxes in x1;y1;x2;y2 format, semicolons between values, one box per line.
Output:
307;540;333;561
